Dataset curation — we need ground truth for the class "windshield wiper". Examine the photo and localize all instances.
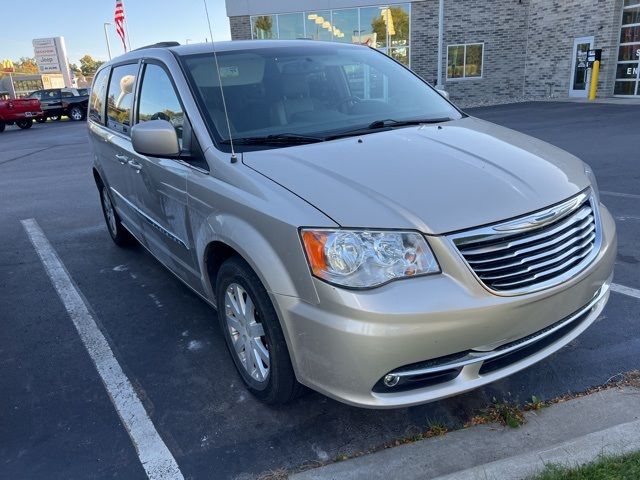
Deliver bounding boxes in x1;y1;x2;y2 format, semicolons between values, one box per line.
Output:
325;117;453;141
221;133;325;146
367;117;453;129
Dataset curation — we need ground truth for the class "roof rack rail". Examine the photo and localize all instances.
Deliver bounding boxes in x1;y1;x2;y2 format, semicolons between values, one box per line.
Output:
133;41;181;51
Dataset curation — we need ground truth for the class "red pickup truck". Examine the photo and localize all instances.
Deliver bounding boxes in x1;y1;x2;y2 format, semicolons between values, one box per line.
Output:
0;98;44;133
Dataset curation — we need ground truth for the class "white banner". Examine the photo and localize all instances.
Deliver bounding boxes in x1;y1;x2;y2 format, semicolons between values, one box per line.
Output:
32;37;55;48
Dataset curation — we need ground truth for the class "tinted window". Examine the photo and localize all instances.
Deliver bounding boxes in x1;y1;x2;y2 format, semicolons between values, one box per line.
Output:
42;90;61;100
106;63;138;134
29;91;43;100
62;90;74;98
137;64;184;145
89;68;110;123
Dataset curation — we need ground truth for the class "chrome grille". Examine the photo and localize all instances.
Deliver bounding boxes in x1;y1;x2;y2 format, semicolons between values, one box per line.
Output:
450;191;600;295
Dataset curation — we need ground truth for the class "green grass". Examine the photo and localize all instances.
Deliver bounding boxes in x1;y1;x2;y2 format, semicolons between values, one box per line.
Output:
529;451;640;480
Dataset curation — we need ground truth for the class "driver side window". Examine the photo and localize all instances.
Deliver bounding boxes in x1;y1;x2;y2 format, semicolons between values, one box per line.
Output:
137;63;184;147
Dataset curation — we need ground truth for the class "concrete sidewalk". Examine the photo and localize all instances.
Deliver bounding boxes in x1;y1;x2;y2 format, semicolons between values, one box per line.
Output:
291;387;640;480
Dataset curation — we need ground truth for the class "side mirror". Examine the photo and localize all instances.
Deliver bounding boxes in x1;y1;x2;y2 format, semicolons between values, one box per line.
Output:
436;88;450;100
131;120;180;157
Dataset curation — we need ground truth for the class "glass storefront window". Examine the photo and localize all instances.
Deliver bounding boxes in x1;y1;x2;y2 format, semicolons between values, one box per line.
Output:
305;11;332;41
616;3;640;95
616;62;639;79
332;9;358;43
386;5;410;48
251;5;411;66
622;6;640;25
621;25;640;43
614;81;637;95
251;15;276;39
278;13;304;40
360;7;387;48
390;47;410;66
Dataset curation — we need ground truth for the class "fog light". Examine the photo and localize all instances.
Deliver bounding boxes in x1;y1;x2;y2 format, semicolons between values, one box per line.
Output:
383;374;400;387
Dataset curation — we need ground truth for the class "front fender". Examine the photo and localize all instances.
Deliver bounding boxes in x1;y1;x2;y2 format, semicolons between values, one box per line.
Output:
194;213;320;306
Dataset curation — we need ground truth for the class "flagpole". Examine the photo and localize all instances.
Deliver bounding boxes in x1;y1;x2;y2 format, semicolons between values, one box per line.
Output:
124;16;132;51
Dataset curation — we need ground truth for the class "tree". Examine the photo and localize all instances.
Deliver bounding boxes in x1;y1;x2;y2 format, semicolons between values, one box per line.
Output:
15;57;38;74
371;7;409;48
79;55;104;77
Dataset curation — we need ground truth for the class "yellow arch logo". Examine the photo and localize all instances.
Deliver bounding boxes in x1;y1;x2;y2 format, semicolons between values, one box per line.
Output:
2;59;15;72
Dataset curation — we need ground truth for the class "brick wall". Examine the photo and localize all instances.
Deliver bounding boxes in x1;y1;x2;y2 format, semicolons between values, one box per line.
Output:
230;15;251;40
524;0;622;98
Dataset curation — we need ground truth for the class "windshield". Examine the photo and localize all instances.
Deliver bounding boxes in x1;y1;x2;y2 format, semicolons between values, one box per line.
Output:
181;44;462;151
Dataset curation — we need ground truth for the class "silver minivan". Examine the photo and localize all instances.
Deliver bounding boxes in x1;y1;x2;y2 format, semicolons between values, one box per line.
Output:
88;40;616;408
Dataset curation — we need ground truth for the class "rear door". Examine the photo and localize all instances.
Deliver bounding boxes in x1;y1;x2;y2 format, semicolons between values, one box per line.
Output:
92;62;146;240
129;60;201;287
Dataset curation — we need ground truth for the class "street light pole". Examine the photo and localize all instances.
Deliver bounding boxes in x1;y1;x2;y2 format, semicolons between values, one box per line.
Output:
104;22;113;60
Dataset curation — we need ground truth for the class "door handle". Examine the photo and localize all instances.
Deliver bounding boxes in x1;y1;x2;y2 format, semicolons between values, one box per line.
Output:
115;154;129;165
128;159;143;172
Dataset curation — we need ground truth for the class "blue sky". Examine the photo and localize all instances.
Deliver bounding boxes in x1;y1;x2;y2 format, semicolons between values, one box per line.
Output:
1;0;231;65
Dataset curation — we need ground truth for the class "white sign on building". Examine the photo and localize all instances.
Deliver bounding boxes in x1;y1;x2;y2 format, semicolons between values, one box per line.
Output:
32;37;73;87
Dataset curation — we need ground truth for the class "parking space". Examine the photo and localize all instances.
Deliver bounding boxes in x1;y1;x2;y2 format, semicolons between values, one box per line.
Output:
1;102;639;479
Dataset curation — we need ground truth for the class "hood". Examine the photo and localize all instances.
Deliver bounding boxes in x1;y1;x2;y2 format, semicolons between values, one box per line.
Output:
242;117;589;234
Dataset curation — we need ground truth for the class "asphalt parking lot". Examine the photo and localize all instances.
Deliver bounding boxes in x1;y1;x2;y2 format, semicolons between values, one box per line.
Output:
1;102;639;480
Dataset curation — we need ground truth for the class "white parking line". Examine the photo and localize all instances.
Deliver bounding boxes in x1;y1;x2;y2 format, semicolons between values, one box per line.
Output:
21;219;184;480
611;283;640;300
601;190;640;200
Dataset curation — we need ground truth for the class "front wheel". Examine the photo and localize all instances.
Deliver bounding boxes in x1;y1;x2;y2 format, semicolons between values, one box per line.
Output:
16;119;33;129
216;257;303;404
68;106;84;121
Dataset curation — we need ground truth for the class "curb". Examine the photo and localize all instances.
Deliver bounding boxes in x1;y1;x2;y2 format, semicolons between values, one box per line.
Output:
290;387;640;480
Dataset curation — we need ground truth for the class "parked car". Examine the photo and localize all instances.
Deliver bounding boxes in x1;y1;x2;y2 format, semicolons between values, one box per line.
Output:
0;96;44;132
28;88;89;122
88;41;616;408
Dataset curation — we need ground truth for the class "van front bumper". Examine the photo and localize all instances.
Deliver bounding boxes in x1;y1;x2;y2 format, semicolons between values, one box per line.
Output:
273;205;617;408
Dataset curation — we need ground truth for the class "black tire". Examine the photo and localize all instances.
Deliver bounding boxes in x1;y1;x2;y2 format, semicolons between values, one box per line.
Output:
68;105;85;121
16;119;33;129
216;257;303;404
0;121;5;133
98;183;135;247
35;117;46;123
49;115;60;121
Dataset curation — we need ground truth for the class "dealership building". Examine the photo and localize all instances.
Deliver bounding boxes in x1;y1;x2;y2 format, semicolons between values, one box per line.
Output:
225;0;640;104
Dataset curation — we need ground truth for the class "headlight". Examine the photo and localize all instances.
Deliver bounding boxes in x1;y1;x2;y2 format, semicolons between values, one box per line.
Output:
300;229;440;288
584;163;600;203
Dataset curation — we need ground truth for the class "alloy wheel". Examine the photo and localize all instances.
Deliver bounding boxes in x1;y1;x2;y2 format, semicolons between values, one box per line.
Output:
70;108;83;121
224;283;270;382
102;187;117;236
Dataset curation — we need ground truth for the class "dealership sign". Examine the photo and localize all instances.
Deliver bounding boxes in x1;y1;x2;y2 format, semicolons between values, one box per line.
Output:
32;37;72;87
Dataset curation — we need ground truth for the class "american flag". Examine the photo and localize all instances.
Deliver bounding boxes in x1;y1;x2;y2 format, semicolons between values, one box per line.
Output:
114;0;127;52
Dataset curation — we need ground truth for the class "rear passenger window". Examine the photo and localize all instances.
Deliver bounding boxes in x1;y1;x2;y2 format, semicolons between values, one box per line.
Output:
89;68;109;123
137;63;184;145
62;90;74;98
106;63;138;134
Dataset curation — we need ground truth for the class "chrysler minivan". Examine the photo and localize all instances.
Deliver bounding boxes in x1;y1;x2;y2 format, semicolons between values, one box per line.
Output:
88;40;616;408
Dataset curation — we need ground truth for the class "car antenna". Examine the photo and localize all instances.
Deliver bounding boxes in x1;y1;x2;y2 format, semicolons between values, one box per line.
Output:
203;0;237;163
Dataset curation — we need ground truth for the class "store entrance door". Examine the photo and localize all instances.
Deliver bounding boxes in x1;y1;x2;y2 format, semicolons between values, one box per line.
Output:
569;36;594;97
